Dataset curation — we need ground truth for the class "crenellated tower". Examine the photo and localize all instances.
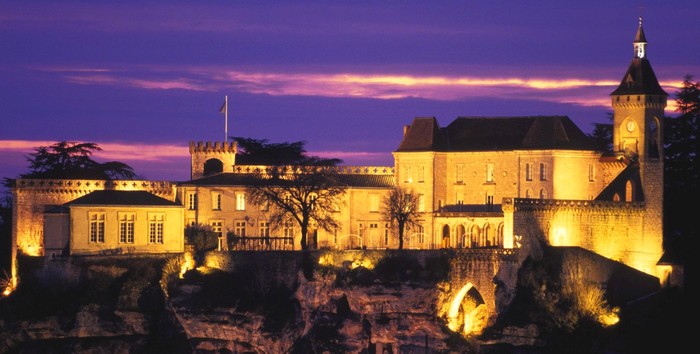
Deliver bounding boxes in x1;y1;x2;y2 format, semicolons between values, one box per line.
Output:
189;141;237;180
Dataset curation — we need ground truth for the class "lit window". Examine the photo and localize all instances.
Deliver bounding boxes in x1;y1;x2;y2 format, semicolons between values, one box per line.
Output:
186;192;197;210
149;213;164;244
456;164;464;183
210;220;223;239
236;193;246;211
404;165;413;183
211;191;221;210
539;189;547;199
539;163;547;181
418;194;425;212
625;181;633;202
369;194;379;212
525;163;532;181
283;221;294;244
486;163;494;182
234;220;246;237
418;165;425;182
89;212;105;243
260;221;270;237
118;212;135;244
310;194;318;210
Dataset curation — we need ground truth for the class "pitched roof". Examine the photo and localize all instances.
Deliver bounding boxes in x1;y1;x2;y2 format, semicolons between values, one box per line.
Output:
66;190;180;206
396;116;597;152
396;117;446;151
611;58;667;96
180;172;394;188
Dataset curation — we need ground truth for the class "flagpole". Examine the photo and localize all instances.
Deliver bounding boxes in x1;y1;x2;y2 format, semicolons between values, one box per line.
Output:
224;95;228;142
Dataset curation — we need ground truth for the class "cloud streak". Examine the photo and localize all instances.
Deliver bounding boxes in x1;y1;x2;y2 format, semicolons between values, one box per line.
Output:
45;65;685;113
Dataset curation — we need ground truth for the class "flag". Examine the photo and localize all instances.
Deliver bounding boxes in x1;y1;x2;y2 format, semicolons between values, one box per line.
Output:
219;100;227;114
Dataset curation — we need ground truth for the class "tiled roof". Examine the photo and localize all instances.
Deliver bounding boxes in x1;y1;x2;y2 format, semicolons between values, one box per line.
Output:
180;172;394;188
396;117;446;151
335;174;394;188
396;116;596;152
66;190;180;206
179;173;259;186
611;58;667;96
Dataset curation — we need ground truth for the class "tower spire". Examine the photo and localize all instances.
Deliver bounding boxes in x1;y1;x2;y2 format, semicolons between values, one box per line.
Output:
634;16;647;59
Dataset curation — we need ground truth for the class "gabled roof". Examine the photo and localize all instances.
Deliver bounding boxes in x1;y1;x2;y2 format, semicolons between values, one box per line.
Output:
180;172;394;188
396;116;597;152
66;190;180;206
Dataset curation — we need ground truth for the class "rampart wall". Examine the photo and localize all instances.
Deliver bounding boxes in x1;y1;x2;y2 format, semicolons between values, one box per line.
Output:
12;179;176;256
504;198;661;277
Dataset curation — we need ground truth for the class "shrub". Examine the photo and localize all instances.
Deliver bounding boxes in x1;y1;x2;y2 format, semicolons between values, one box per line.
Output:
373;252;422;283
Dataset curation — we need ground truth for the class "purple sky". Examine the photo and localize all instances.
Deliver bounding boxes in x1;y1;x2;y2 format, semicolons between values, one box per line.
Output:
1;0;698;183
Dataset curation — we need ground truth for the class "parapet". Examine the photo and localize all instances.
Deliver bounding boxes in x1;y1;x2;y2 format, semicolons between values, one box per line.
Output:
189;141;237;154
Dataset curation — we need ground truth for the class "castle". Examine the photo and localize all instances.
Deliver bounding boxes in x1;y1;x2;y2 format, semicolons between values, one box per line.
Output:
10;19;672;286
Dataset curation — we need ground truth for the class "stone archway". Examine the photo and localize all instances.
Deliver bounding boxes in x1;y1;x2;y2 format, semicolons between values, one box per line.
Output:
446;282;488;336
203;158;224;176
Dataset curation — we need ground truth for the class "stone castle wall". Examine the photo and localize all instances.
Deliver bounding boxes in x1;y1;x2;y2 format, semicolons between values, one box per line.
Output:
12;179;176;256
505;197;661;277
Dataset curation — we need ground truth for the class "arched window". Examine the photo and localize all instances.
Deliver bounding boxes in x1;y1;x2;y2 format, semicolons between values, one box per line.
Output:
456;224;466;248
483;223;494;247
470;225;480;248
442;225;450;248
539;189;547;199
496;223;504;247
625;180;633;202
203;159;224;176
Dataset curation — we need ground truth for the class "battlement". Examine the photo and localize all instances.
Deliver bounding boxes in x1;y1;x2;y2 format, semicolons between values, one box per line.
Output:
189;141;236;153
231;165;395;175
14;179;175;196
504;197;645;213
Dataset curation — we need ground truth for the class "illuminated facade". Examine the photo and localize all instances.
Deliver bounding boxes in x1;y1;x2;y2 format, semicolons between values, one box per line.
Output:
11;20;666;281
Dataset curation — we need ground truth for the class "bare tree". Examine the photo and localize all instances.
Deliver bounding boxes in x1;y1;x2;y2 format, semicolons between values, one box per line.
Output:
246;165;347;250
381;186;422;250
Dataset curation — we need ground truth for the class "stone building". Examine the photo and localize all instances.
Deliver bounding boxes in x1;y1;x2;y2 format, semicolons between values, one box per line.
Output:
10;20;670;284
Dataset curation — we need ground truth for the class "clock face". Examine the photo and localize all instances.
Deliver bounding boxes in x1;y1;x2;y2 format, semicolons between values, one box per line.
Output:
626;121;636;132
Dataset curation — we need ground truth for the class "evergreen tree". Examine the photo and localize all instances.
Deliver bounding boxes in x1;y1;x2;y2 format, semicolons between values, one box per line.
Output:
15;141;138;181
664;75;699;278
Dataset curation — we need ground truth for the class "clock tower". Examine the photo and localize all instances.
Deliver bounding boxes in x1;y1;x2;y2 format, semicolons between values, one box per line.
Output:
610;18;666;280
611;17;667;162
